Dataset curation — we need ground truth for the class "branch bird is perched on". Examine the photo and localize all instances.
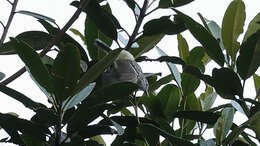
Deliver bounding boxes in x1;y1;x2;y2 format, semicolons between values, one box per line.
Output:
96;40;149;95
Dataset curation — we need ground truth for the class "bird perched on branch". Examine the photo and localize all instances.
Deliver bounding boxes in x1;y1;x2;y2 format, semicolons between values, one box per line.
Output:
95;40;149;95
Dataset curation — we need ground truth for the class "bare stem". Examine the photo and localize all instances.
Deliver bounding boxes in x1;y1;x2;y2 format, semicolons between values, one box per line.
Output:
125;0;149;49
0;0;90;85
0;0;18;44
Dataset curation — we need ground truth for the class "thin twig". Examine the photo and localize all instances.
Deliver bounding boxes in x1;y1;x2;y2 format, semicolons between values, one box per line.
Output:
6;0;13;5
0;21;5;29
125;0;149;49
0;0;90;85
145;7;158;16
0;0;18;44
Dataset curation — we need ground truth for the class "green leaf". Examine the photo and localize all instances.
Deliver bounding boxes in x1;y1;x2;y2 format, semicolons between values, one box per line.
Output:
16;10;55;24
0;112;49;142
122;0;136;10
177;34;189;61
85;15;112;61
90;135;106;146
156;46;182;88
11;38;54;93
71;1;117;40
181;72;200;97
199;139;215;146
73;48;123;95
174;9;225;67
52;43;81;100
159;0;173;8
0;85;46;111
221;0;245;61
200;87;217;111
174;111;220;125
186;94;202;111
172;0;194;7
243;12;260;42
212;68;243;99
0;72;5;81
149;74;174;92
253;74;260;101
70;28;85;43
63;83;96;111
157;84;181;121
78;124;115;138
130;34;164;58
186;47;205;72
139;124;195;146
22;134;44;146
143;16;186;36
236;31;260;80
0;31;51;55
38;19;89;63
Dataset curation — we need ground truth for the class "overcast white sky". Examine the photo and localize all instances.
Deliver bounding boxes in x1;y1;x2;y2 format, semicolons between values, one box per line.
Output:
0;0;259;145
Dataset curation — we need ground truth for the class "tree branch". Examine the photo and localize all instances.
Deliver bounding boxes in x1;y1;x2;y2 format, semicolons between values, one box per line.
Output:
0;0;18;44
0;0;90;85
125;0;149;49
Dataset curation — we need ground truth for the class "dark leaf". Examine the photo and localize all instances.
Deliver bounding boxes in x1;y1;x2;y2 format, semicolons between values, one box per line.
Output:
149;74;174;92
72;48;123;95
52;43;81;100
173;111;220;125
16;10;55;24
0;85;46;111
159;0;173;8
22;134;44;146
123;0;136;10
177;34;189;61
0;31;51;55
172;0;194;7
143;16;186;36
181;72;200;97
71;1;117;40
139;124;195;146
31;108;58;127
212;68;243;99
237;31;260;80
174;9;225;67
186;46;205;72
78;124;116;138
243;12;260;42
11;38;54;93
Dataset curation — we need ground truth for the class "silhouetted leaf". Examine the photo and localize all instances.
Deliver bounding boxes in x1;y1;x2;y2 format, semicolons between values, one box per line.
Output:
16;10;55;24
143;16;186;36
122;0;136;10
78;124;116;138
31;108;57;127
0;85;46;111
222;0;245;61
0;31;51;55
159;0;173;8
212;68;243;99
237;31;260;80
11;38;54;93
172;0;194;7
174;9;225;67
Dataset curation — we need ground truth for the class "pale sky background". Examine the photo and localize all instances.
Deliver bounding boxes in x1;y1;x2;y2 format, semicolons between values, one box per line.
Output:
0;0;259;145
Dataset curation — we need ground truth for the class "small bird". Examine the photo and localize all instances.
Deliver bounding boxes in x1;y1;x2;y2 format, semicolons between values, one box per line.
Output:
96;40;149;95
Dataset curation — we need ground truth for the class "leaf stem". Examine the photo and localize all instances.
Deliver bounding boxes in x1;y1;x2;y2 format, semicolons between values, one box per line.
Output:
125;0;149;49
0;0;18;44
6;0;13;5
0;0;90;85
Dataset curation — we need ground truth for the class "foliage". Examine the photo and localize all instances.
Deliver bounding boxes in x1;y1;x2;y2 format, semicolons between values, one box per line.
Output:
0;0;260;145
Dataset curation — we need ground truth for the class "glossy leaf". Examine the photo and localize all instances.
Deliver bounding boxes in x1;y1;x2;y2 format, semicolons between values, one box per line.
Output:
63;83;96;111
221;0;245;60
177;34;189;61
156;46;182;88
172;0;194;7
16;10;55;24
253;74;260;100
212;68;243;99
52;43;81;100
0;31;51;55
174;9;225;67
73;48;123;95
0;72;5;81
0;85;46;111
139;124;195;146
130;34;164;58
243;12;260;42
236;31;260;80
11;38;54;93
143;16;186;36
71;1;117;40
